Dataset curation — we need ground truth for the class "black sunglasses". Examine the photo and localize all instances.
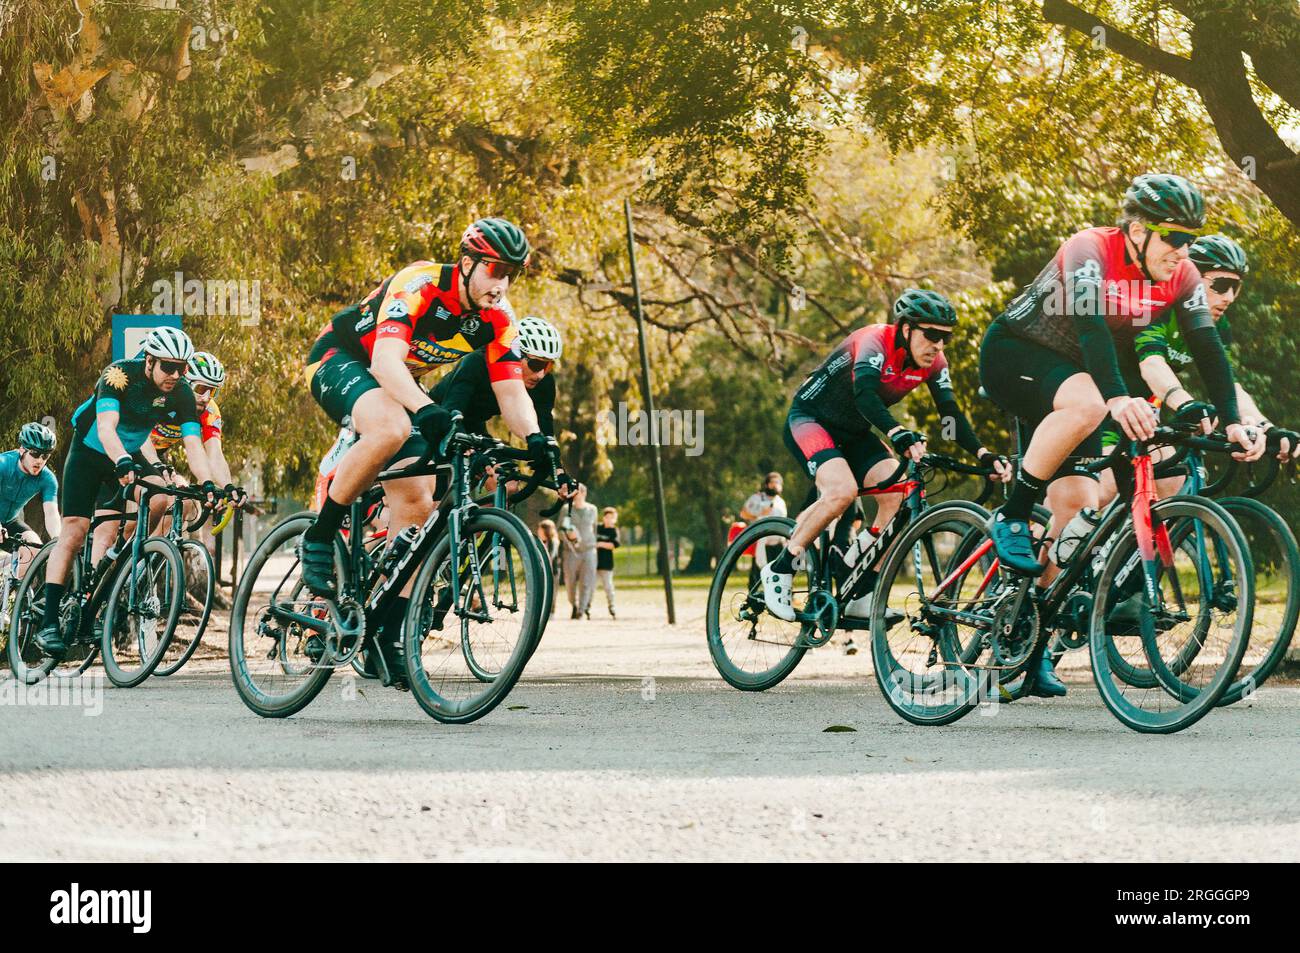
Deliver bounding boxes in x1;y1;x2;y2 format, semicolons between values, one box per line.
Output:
525;357;553;373
1146;222;1202;249
910;325;953;345
1209;276;1242;295
24;449;52;460
157;360;187;376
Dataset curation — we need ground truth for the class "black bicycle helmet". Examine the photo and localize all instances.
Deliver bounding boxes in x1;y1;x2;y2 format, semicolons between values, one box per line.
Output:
1122;173;1206;229
1190;234;1248;276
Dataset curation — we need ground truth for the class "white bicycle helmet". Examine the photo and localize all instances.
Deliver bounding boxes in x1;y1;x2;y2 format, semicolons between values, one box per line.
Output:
515;316;562;360
187;351;227;387
140;326;195;362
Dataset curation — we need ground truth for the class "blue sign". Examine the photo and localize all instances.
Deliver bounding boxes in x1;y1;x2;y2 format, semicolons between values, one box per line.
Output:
112;314;181;362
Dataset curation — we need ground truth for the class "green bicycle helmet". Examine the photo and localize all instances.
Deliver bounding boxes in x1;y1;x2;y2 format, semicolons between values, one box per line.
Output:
892;288;957;327
460;217;531;267
1122;173;1206;229
1190;234;1248;276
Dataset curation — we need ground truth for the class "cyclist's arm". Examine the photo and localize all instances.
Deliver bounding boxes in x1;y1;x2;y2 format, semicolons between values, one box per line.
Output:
925;372;982;457
1234;385;1263;427
1061;239;1127;402
42;501;61;539
851;360;903;437
1171;269;1239;425
95;408;131;465
492;379;542;439
180;434;215;485
138;438;163;467
203;436;233;487
371;336;435;414
1137;353;1187;408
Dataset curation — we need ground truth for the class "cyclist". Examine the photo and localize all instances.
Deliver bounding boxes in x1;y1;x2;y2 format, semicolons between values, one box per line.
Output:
0;423;61;579
979;174;1262;696
299;218;555;679
761;288;1013;624
33;328;219;657
142;351;246;536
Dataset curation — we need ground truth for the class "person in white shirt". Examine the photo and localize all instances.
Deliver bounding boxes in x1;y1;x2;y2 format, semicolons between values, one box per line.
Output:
739;472;787;571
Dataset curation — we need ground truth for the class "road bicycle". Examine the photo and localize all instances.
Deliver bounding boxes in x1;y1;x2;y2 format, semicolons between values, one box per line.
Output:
706;451;997;691
228;418;553;724
870;427;1254;733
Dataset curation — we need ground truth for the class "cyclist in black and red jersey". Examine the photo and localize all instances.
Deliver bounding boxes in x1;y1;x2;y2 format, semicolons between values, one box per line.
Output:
979;174;1264;696
761;289;1012;623
299;218;556;676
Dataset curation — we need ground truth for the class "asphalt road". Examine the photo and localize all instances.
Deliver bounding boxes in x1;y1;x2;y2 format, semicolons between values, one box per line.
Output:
2;586;1296;862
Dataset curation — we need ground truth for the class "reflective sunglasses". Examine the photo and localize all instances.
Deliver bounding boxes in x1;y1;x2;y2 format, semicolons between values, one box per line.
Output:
1146;222;1201;249
525;357;553;373
24;449;52;460
911;325;953;345
192;384;218;398
1208;275;1242;295
478;258;525;281
158;360;187;376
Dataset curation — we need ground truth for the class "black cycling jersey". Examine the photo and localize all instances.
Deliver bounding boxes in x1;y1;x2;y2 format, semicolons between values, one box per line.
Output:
429;347;555;436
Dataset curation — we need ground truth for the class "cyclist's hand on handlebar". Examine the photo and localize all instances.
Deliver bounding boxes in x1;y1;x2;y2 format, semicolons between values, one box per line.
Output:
114;455;138;487
1108;396;1157;441
225;484;249;508
413;403;453;446
526;432;555;472
1225;422;1266;462
1266;426;1300;461
978;450;1013;483
1172;400;1216;435
555;471;579;500
200;479;220;508
889;428;926;463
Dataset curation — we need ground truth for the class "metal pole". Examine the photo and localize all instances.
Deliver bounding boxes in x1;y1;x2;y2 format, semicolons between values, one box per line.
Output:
624;198;676;624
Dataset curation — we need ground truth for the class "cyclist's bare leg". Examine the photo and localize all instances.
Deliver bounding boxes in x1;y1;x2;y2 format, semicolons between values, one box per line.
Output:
379;469;436;597
90;508;124;564
324;390;413;506
1022;373;1108;481
46;516;90;586
1041;474;1099;585
786;458;857;557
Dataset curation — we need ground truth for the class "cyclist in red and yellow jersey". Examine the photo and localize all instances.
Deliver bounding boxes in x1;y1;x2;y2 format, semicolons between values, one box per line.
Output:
299;218;555;670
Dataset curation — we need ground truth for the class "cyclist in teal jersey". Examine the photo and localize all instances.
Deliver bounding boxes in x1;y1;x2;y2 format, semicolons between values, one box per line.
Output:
0;423;61;580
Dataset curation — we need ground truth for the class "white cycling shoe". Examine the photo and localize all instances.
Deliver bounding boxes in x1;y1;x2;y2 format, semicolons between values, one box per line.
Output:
760;564;797;622
844;592;904;629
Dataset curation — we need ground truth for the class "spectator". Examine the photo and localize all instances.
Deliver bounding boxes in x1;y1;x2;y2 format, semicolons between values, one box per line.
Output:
595;506;620;618
536;518;561;616
740;471;787;583
561;483;598;619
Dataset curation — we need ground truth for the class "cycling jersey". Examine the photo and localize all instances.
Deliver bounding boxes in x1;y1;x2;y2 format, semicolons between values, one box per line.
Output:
151;397;223;454
307;262;523;383
428;348;555;436
791;323;963;439
1135;313;1234;367
999;226;1230;407
71;359;200;456
0;449;58;524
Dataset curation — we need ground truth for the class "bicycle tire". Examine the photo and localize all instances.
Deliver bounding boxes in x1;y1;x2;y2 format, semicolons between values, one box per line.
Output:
101;537;185;688
153;539;216;676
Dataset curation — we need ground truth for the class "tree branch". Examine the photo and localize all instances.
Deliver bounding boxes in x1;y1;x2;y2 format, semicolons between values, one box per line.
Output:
1042;0;1194;85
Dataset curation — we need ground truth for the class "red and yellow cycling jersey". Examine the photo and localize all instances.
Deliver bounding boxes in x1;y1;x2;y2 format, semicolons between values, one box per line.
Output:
308;262;523;383
150;397;222;454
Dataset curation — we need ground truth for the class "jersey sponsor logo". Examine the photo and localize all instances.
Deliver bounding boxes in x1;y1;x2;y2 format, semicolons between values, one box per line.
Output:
408;339;466;365
1182;283;1208;312
403;274;434;294
375;323;406;335
103;366;130;391
935;367;951;387
152;397;166;407
867;352;884;371
354;314;376;334
384;299;410;319
433;304;454;322
1070;258;1103;287
461;316;481;335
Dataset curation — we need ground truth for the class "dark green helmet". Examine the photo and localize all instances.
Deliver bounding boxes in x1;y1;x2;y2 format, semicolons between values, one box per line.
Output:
460;217;531;266
18;422;56;452
1122;173;1205;229
893;288;957;327
1190;234;1248;276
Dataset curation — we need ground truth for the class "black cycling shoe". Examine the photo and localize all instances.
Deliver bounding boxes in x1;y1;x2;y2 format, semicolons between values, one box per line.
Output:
304;634;327;663
1023;650;1067;698
1105;591;1144;636
33;622;66;658
988;509;1046;576
428;586;455;631
297;534;337;600
364;639;408;690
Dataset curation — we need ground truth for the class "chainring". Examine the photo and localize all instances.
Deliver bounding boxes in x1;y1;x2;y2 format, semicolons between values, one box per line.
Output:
990;596;1039;669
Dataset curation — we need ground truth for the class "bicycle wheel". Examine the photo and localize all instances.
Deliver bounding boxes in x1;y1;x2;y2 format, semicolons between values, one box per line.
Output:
705;516;811;691
404;508;543;724
228;513;336;718
871;502;1002;725
153;539;216;677
1212;497;1299;705
5;542;95;683
100;538;185;688
1090;497;1252;733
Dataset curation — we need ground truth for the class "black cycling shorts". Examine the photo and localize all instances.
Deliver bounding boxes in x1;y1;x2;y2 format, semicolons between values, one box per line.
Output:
783;407;892;485
981;317;1103;480
308;348;429;470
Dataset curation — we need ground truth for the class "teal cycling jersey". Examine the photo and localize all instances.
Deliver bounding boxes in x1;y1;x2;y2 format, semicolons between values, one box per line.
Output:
0;449;58;523
71;359;200;456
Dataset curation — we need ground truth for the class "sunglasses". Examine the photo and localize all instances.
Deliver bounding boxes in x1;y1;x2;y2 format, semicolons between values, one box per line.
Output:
910;325;953;345
24;449;52;460
157;360;187;376
478;258;524;281
1146;222;1201;249
525;357;553;373
1208;276;1242;295
192;384;218;398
